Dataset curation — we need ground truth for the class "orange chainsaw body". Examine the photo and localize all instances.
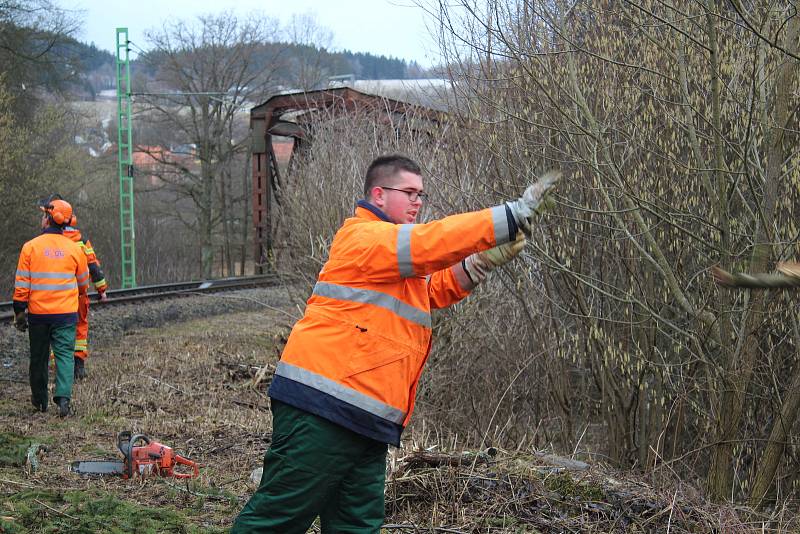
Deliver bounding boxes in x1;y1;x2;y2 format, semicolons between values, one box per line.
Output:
125;435;199;479
71;432;199;479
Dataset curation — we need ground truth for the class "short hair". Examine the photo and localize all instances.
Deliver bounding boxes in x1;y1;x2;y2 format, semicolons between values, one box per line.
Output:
364;155;422;199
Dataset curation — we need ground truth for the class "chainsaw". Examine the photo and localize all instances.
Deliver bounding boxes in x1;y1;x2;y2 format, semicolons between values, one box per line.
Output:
71;431;199;479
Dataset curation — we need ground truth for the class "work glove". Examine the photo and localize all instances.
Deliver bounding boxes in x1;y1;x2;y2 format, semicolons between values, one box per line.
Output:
712;262;800;289
14;312;28;332
74;356;87;380
505;170;561;236
464;232;526;285
98;289;109;302
777;261;800;278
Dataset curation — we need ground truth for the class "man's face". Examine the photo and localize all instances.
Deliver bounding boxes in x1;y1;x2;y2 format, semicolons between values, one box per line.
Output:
40;214;49;230
371;170;425;224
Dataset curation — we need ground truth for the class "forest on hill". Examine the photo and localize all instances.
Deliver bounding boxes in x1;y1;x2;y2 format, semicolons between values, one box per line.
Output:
5;27;425;100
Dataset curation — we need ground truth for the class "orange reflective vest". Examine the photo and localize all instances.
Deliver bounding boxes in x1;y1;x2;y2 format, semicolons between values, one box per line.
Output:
13;228;90;324
63;225;107;293
268;200;518;445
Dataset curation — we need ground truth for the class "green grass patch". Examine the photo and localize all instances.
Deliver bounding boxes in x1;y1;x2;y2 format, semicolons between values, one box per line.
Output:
79;408;125;428
0;432;48;467
0;397;19;416
185;480;239;506
484;515;521;528
78;444;117;458
544;473;605;501
0;488;228;533
160;478;240;509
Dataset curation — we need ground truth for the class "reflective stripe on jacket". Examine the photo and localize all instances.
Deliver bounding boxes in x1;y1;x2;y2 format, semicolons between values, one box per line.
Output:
13;229;90;324
268;201;517;445
64;226;107;292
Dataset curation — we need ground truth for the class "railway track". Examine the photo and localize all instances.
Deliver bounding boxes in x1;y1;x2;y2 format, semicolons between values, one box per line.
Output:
0;274;282;322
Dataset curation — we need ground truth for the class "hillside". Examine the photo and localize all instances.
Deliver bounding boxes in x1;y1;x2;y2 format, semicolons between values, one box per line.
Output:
64;37;430;100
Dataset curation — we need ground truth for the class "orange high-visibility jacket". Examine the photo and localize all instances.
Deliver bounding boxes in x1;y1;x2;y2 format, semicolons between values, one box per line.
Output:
64;225;107;293
268;200;518;445
13;229;90;324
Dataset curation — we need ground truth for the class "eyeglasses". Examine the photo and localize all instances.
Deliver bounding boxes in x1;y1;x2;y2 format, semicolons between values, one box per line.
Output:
380;187;429;202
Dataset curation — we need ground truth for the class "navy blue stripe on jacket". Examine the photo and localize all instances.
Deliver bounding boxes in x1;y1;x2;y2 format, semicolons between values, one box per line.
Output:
27;312;78;326
12;300;77;325
269;374;403;446
28;312;78;326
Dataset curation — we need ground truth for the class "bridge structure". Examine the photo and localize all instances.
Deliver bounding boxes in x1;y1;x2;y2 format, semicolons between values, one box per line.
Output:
249;87;444;273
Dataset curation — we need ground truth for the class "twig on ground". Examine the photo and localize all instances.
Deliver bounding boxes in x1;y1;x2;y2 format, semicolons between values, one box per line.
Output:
162;480;232;502
146;376;187;395
383;525;466;533
0;478;36;488
251;363;273;389
34;499;79;521
232;399;268;410
109;396;146;411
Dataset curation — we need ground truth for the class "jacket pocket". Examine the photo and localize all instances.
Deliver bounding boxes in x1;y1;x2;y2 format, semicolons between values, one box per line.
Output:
344;326;413;377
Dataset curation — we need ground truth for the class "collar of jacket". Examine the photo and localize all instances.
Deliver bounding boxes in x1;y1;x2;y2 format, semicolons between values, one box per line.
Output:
356;200;393;223
41;227;64;235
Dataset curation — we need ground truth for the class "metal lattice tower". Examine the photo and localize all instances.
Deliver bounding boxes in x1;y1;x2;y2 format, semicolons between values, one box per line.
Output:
116;28;136;288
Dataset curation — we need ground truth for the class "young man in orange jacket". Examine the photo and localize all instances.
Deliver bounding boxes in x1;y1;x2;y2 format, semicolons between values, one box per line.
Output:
233;155;558;533
13;199;90;416
62;213;108;380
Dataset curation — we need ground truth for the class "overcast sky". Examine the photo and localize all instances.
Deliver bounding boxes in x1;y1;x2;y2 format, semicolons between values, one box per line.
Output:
65;0;441;67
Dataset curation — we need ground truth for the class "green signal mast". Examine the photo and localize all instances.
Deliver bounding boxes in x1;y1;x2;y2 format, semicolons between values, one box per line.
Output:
115;28;136;288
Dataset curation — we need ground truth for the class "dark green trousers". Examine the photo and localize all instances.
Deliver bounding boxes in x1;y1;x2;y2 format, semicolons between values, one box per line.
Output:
29;323;76;406
232;401;388;533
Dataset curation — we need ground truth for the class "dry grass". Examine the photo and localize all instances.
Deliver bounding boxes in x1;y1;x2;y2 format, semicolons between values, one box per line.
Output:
0;295;796;532
384;449;765;533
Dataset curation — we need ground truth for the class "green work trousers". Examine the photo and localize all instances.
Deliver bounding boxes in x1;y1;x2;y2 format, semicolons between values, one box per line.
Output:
232;400;388;534
29;322;76;405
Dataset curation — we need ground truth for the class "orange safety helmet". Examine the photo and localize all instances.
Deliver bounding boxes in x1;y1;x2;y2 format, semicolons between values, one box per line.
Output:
39;198;74;226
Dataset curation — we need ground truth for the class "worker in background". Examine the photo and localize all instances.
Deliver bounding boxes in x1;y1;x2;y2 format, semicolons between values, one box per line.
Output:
13;198;90;417
62;208;109;380
233;154;559;533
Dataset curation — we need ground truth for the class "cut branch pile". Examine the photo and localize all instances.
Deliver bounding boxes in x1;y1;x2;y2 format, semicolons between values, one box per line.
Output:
386;449;744;533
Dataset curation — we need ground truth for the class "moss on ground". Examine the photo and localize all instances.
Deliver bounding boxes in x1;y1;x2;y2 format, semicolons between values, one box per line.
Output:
0;432;48;467
0;488;228;533
544;472;606;501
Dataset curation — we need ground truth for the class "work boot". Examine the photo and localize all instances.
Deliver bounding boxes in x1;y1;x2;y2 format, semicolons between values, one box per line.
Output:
73;357;86;380
55;397;71;417
30;395;47;413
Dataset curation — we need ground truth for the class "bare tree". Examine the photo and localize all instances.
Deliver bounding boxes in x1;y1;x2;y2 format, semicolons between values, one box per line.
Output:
0;0;80;115
285;12;334;91
0;0;92;289
418;0;800;505
139;12;283;278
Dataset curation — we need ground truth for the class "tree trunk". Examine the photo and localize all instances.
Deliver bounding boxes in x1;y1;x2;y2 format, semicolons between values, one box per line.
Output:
241;143;250;276
201;151;214;279
219;163;233;277
749;349;800;508
706;11;798;501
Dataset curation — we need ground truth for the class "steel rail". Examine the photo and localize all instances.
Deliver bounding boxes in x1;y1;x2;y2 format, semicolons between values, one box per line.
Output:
0;274;281;322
